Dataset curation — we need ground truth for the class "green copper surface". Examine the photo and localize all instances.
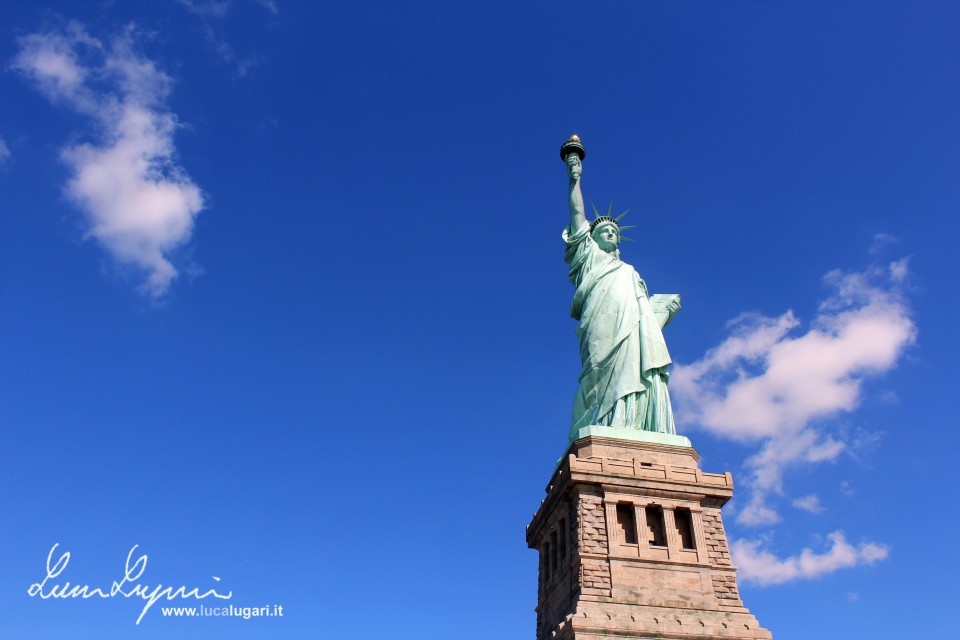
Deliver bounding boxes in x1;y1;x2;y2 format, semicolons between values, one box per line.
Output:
562;141;683;443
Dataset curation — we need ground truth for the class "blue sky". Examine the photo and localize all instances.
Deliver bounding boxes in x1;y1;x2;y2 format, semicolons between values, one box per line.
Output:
0;1;957;638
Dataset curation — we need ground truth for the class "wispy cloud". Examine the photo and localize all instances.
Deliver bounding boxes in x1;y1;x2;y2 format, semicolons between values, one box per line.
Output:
869;232;899;256
0;137;10;164
672;260;915;525
13;23;203;298
176;0;272;77
176;0;232;18
732;532;889;586
791;494;824;514
202;24;261;78
256;0;279;14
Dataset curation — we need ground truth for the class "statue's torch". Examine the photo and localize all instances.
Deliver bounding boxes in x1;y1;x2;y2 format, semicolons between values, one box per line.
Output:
560;134;586;162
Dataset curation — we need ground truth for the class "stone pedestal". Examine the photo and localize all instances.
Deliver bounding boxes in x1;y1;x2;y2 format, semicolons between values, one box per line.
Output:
526;434;771;640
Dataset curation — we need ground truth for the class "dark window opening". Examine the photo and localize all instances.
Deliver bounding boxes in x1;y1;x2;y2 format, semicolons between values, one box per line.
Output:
558;519;568;561
539;544;546;589
550;530;559;575
645;505;667;546
675;508;696;550
616;504;638;544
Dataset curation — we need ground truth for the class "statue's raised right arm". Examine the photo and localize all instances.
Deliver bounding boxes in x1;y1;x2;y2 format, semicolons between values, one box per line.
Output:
567;154;586;234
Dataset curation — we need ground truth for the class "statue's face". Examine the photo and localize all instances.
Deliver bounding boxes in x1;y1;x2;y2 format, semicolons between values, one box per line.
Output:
593;223;619;253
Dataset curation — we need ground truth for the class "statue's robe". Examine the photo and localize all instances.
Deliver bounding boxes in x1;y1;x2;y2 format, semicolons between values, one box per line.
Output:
563;223;676;440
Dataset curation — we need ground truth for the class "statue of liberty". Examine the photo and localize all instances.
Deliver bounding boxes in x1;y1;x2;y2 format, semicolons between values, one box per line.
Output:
561;136;682;442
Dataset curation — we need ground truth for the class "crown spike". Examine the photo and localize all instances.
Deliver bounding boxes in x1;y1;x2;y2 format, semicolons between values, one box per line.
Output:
614;209;631;222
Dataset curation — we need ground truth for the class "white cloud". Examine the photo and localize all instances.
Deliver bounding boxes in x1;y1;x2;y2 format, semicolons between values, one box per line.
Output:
731;532;889;586
13;23;203;298
736;498;781;527
672;261;915;524
791;494;824;514
0;138;10;163
889;257;909;282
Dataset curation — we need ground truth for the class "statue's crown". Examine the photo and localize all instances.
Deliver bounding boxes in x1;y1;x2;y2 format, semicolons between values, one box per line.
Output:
590;216;618;232
589;203;636;239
